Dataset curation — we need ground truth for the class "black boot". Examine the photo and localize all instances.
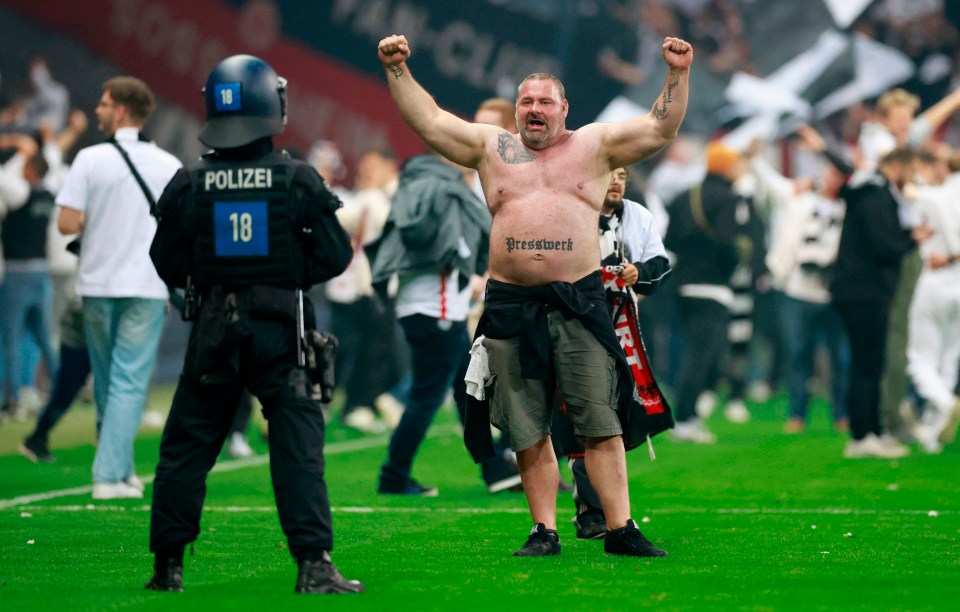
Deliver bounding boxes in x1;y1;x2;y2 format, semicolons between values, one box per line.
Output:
144;555;184;592
295;551;364;594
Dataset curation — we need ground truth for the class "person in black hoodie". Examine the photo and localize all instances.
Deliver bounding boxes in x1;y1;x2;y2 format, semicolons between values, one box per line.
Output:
664;141;751;444
831;146;925;459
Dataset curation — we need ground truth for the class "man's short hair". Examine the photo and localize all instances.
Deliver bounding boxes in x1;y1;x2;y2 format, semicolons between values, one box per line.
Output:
102;76;155;124
517;73;566;102
879;145;917;168
476;98;516;130
26;152;49;179
875;88;920;117
359;145;397;163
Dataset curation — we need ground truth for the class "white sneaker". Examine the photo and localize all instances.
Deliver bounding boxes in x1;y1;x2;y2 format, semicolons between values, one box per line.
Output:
342;407;387;434
843;434;908;459
936;398;960;445
695;391;718;419
124;475;145;492
877;433;910;457
18;387;44;416
747;381;772;403
913;425;944;454
375;393;405;429
724;399;751;424
227;432;255;459
92;482;144;500
141;410;166;429
671;419;717;444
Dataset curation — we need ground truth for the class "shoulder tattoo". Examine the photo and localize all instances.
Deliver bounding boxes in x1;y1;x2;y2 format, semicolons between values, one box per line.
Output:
497;132;536;164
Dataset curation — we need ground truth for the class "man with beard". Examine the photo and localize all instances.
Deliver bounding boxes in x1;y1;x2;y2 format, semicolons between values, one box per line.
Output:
831;146;925;459
377;33;691;557
565;166;670;539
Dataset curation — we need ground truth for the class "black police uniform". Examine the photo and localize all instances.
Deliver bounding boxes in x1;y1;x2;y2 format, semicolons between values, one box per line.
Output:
147;136;352;564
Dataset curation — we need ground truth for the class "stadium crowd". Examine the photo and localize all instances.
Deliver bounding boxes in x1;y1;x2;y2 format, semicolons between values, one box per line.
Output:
1;0;960;507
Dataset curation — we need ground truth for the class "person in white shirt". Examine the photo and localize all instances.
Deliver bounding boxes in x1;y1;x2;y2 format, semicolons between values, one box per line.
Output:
56;76;181;500
906;160;960;452
857;87;960;172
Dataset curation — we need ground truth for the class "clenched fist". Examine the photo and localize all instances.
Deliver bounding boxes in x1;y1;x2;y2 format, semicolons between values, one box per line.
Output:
378;34;411;69
661;37;693;70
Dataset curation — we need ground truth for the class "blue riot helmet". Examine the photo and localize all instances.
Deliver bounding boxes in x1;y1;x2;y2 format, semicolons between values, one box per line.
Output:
199;54;287;149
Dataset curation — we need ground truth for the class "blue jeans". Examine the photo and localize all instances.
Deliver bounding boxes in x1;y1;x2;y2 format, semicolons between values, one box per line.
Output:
380;315;469;485
0;270;57;403
780;295;849;421
83;297;166;483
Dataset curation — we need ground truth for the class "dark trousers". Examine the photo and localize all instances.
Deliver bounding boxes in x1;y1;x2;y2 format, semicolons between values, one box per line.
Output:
835;300;891;441
673;296;731;422
150;316;332;558
28;343;91;443
330;297;400;415
569;455;603;520
380;315;468;485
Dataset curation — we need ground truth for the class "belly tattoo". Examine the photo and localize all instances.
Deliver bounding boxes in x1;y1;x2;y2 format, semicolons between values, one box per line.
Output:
505;237;574;253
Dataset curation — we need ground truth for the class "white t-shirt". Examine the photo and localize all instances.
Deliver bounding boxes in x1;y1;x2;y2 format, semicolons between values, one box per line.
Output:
56;127;181;298
324;186;391;304
396;268;471;322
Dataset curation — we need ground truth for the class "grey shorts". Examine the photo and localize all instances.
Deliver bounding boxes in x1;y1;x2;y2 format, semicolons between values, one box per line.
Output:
485;310;622;452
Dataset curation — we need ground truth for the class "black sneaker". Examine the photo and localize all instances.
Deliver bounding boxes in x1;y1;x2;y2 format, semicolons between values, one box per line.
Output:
604;519;668;557
19;437;55;463
377;477;438;497
573;510;607;540
513;523;561;557
295;551;364;594
144;557;184;592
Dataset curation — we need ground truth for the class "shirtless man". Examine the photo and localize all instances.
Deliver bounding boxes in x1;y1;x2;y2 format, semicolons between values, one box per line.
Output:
378;33;691;557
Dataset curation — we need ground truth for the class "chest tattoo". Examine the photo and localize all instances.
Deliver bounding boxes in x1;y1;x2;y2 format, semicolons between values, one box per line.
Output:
497;133;536;164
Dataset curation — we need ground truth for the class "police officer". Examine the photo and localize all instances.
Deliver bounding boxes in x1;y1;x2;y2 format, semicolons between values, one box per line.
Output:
144;55;361;595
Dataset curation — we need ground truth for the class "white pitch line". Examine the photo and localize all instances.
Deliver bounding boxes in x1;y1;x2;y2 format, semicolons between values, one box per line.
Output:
11;505;955;516
0;425;460;511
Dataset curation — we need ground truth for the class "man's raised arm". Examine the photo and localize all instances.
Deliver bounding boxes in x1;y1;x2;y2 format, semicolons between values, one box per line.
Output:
602;37;693;170
378;35;487;168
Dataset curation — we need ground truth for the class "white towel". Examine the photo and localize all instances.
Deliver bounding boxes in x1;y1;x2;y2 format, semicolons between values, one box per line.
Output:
464;335;490;400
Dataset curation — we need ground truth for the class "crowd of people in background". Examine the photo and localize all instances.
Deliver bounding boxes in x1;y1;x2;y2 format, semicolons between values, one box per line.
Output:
2;0;960;509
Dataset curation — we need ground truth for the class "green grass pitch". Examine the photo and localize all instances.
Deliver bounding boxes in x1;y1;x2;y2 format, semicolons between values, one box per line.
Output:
0;385;957;611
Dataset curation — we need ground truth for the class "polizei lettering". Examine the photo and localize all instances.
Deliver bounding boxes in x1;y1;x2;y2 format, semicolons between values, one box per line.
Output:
204;168;273;191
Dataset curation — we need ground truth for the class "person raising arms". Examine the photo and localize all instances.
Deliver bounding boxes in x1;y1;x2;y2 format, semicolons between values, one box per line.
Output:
377;33;691;558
